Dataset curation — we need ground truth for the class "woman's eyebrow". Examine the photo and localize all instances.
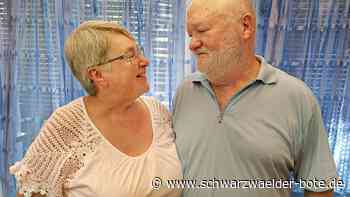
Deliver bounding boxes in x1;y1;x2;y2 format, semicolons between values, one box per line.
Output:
125;46;136;53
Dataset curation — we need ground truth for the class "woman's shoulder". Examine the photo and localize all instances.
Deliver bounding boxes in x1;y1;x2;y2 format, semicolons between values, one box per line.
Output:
52;97;85;119
45;97;88;132
141;96;170;115
42;96;101;150
9;97;102;197
21;97;91;154
141;96;172;125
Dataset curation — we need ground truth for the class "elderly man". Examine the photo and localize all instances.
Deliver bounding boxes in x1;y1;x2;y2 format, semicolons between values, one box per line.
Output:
172;0;337;197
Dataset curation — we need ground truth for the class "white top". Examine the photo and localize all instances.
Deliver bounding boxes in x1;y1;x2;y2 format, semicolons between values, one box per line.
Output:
10;96;182;197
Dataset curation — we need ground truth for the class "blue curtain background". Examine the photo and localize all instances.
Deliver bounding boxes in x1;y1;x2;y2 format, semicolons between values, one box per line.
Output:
0;0;349;197
255;1;350;196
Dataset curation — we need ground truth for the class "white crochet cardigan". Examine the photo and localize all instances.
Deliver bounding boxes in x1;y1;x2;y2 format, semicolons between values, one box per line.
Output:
10;96;182;197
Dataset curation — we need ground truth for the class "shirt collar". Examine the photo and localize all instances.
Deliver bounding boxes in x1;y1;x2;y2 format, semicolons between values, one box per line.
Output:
255;55;278;85
191;55;278;85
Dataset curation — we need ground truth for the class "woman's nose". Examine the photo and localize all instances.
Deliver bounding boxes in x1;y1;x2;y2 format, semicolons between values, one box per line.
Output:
138;55;149;67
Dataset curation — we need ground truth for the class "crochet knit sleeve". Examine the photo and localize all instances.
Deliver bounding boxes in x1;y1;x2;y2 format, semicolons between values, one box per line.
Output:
9;101;100;197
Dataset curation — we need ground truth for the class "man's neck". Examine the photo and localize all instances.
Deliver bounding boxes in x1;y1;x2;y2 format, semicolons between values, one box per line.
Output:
211;57;261;111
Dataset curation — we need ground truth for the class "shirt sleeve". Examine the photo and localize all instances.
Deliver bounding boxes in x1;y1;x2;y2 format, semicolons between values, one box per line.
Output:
9;110;75;197
294;99;337;192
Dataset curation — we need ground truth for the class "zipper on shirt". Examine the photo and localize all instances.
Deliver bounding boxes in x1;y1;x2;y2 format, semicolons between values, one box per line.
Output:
214;99;227;124
217;112;224;124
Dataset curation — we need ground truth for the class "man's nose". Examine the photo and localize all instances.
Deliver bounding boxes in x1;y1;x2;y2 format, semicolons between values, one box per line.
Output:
189;37;203;51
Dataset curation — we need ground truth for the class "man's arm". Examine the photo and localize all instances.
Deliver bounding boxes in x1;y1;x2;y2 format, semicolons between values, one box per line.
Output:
305;190;333;197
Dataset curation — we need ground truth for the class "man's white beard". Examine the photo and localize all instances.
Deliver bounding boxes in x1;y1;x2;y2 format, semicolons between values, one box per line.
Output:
198;46;242;84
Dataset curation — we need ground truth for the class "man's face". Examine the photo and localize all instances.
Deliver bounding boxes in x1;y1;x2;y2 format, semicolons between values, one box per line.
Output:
187;2;243;84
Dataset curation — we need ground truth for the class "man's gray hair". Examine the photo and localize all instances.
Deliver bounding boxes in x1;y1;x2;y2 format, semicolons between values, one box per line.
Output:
64;20;134;96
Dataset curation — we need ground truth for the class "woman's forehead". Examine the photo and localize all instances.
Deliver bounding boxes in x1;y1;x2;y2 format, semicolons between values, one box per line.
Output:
108;34;136;52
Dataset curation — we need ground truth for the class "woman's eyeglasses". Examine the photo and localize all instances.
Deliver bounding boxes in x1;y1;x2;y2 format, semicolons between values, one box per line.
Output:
92;45;145;67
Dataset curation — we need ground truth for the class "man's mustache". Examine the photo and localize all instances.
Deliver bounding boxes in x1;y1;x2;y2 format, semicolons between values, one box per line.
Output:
194;48;210;55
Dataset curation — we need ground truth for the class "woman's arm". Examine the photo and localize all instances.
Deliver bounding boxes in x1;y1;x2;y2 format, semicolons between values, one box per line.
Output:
17;192;46;197
16;193;24;197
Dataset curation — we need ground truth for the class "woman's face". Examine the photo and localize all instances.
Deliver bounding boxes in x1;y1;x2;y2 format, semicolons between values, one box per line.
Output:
97;33;150;99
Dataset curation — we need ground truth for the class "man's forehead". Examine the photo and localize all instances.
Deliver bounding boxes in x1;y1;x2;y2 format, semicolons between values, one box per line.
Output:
187;10;218;25
187;0;236;21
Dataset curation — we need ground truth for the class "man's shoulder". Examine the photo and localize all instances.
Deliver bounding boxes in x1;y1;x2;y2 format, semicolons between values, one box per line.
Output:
272;66;318;106
177;72;203;89
275;68;306;87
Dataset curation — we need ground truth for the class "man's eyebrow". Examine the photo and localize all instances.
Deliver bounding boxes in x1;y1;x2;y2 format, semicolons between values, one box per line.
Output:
188;21;205;28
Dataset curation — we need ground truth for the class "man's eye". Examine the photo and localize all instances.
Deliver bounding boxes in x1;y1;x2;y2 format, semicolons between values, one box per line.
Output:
198;28;208;33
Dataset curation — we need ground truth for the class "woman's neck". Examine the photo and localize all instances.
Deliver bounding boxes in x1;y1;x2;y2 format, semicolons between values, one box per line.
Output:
84;94;140;118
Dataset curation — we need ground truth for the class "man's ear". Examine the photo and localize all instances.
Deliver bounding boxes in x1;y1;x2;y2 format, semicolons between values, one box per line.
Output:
241;13;255;40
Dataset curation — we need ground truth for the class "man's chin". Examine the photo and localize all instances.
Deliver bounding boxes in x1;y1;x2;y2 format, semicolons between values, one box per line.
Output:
197;68;209;76
197;63;210;73
196;57;209;65
203;72;227;85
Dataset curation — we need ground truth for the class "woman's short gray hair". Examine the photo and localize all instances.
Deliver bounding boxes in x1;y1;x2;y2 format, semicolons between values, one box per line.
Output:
64;20;134;96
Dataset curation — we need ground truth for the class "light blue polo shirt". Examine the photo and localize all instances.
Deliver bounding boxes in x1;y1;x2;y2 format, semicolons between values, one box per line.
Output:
172;56;337;197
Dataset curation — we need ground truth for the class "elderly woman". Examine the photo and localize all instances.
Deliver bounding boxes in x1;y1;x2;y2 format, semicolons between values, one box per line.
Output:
10;21;182;197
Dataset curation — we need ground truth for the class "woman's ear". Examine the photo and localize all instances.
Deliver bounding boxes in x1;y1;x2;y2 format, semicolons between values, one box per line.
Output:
87;68;106;86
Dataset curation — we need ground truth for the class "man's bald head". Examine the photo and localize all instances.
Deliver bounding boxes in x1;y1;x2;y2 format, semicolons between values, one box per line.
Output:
188;0;255;20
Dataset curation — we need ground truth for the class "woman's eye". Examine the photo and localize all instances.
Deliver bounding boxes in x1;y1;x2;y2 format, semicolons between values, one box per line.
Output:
125;52;135;58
